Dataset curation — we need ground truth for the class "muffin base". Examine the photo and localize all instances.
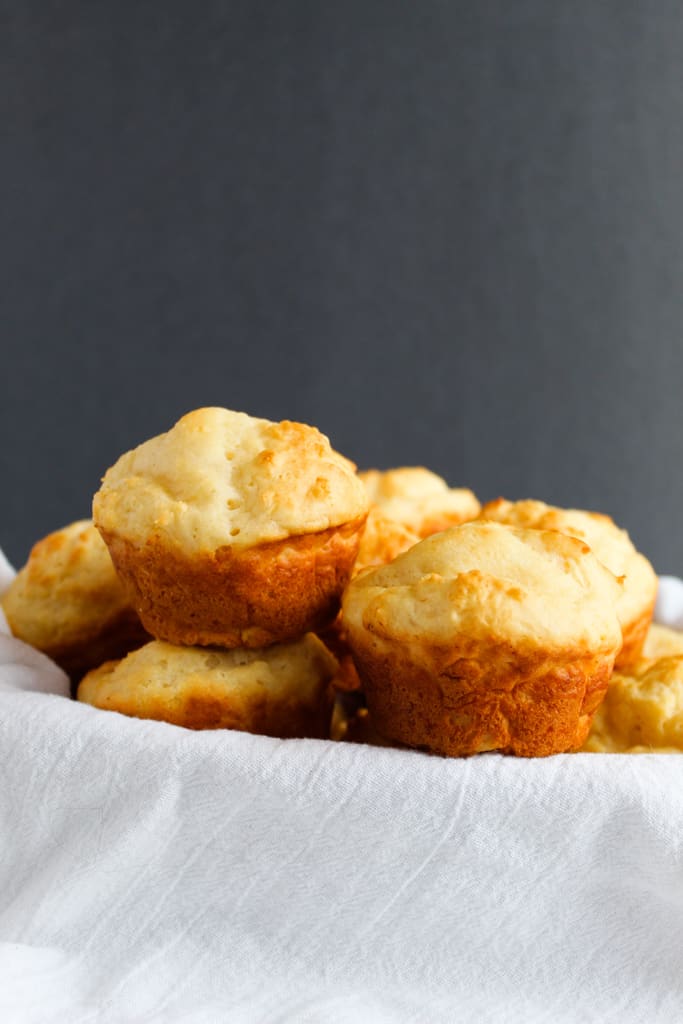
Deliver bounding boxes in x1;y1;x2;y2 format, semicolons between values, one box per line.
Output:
100;519;366;648
79;658;332;738
349;634;617;758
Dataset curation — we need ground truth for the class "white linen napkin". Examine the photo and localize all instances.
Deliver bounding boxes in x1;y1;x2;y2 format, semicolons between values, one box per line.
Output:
1;557;682;1024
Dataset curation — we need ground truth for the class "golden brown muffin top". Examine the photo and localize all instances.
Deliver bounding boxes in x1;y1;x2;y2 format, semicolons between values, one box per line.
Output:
641;623;683;661
78;634;338;721
342;520;622;652
93;408;369;553
480;498;657;632
583;654;683;753
358;467;480;537
1;520;133;651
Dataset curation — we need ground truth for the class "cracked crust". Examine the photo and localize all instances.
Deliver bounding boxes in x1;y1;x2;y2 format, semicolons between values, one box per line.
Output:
94;408;369;552
480;498;657;669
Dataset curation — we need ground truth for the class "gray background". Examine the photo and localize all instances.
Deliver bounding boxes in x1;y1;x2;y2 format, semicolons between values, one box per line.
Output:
2;2;682;572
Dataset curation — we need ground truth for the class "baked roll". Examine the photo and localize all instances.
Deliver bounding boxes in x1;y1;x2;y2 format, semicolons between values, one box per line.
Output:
358;467;479;538
1;520;147;682
582;654;683;753
641;623;683;661
319;508;420;694
342;521;622;758
78;633;337;738
93;408;369;647
480;499;657;668
352;507;420;578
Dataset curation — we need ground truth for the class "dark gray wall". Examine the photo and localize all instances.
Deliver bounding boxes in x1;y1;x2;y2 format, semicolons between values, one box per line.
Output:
2;2;683;572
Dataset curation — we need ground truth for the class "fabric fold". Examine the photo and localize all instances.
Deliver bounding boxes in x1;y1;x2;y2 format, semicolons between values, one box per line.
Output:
1;553;682;1023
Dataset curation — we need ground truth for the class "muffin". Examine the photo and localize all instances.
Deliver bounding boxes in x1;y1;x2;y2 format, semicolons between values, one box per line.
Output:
342;521;623;758
480;499;657;668
582;654;683;753
78;633;337;738
1;520;147;681
353;507;420;577
358;467;480;538
93;408;369;648
641;623;683;660
318;508;419;693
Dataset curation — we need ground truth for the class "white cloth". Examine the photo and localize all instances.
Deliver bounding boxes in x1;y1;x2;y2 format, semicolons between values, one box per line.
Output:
1;559;683;1024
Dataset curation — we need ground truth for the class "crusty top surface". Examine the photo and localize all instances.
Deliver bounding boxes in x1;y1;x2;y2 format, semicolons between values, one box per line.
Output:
1;520;132;649
480;498;657;629
78;633;338;708
358;467;480;535
342;520;622;652
93;408;369;553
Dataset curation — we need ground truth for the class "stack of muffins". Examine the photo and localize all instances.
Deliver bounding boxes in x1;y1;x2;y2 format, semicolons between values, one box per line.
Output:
83;407;374;738
3;405;681;757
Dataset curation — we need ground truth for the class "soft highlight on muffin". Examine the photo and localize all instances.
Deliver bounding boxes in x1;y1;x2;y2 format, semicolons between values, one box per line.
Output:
94;408;369;553
479;498;657;667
